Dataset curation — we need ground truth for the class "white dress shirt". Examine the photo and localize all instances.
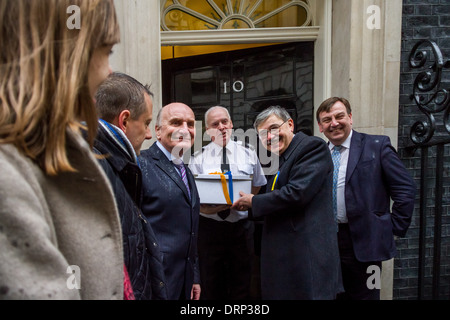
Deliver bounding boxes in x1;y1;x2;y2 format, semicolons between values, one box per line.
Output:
328;130;353;224
189;140;267;222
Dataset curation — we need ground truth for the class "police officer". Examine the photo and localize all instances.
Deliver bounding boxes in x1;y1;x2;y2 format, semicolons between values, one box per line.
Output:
189;106;266;300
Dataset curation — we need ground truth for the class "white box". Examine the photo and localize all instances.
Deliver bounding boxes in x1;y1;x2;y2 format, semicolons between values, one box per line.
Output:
194;174;252;205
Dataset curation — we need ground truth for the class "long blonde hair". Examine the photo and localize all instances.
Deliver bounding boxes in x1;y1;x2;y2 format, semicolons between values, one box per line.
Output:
0;0;120;175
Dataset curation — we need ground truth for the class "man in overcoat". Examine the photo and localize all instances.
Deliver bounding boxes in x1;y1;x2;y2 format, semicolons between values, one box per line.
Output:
94;72;167;300
232;106;342;300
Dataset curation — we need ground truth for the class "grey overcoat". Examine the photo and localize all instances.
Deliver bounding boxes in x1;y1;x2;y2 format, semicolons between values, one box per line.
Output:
0;130;124;299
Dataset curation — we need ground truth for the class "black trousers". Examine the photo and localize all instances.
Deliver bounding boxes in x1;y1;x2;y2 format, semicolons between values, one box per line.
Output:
337;223;382;300
198;216;254;300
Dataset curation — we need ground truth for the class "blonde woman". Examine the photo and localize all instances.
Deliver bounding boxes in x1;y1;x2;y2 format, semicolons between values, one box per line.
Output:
0;0;125;299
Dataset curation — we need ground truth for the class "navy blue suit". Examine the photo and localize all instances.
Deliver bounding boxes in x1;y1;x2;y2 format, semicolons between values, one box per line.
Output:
139;143;200;300
344;130;416;262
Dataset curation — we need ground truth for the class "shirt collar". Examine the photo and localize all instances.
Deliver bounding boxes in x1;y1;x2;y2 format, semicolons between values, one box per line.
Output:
211;140;232;155
156;140;180;162
328;130;353;151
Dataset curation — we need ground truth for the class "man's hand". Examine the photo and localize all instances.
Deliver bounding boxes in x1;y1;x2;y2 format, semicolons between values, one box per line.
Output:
191;284;201;300
231;192;254;212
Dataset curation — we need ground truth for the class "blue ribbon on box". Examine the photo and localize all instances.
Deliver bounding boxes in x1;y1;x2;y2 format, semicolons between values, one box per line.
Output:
225;171;233;203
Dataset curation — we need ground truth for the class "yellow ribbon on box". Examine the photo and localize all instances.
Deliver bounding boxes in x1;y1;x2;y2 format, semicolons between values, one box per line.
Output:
208;171;233;205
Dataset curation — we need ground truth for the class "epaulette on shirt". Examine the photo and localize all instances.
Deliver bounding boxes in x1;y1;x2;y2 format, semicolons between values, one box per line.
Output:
236;139;255;151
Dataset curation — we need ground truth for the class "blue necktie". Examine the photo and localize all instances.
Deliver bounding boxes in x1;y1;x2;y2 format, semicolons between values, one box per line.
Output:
331;145;342;223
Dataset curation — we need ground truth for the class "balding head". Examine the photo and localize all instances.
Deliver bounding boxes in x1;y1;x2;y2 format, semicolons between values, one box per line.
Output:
155;102;196;157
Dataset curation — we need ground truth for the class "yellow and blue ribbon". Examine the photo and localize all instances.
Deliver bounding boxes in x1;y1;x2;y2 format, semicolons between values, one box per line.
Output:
209;171;233;204
271;171;280;191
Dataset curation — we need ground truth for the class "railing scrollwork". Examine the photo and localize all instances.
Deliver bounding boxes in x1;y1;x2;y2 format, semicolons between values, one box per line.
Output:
409;39;450;145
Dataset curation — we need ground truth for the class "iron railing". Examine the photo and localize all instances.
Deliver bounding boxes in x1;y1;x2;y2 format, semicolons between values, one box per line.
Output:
407;39;450;300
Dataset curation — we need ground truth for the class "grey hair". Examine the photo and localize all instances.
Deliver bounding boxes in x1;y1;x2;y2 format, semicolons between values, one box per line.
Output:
253;106;291;130
204;106;231;127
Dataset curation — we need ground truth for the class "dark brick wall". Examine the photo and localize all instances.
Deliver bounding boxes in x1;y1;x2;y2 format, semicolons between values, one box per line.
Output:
397;0;450;300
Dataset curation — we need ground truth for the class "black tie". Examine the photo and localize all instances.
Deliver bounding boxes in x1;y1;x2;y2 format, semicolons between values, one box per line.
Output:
218;145;231;220
221;146;230;173
217;208;231;220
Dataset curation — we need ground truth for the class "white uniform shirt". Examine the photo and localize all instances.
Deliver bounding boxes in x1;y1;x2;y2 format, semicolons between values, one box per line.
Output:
328;130;353;224
189;140;267;222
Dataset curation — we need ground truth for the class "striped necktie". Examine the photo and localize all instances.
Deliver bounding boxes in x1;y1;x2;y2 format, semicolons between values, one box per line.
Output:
174;161;191;199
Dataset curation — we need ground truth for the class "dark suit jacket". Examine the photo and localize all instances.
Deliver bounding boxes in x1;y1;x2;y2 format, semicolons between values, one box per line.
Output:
139;143;200;300
251;133;342;300
345;130;416;262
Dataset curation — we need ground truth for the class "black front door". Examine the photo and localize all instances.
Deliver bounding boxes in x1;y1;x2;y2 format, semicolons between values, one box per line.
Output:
162;43;315;299
162;42;314;141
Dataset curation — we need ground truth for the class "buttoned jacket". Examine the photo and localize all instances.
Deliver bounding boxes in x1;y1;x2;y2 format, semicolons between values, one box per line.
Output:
344;130;416;262
140;143;200;300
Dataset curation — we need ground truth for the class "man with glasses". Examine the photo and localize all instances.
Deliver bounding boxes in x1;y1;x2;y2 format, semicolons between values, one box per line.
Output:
232;106;342;300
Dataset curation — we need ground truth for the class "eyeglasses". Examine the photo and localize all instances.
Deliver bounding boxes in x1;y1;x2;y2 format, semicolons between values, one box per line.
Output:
257;119;289;140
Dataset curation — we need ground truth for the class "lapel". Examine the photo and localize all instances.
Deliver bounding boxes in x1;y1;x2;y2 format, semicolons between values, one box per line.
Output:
149;144;193;203
346;130;364;183
279;132;306;168
185;166;198;207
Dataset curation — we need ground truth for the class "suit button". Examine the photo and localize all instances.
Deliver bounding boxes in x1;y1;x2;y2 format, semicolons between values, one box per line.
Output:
153;242;158;247
159;282;165;287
